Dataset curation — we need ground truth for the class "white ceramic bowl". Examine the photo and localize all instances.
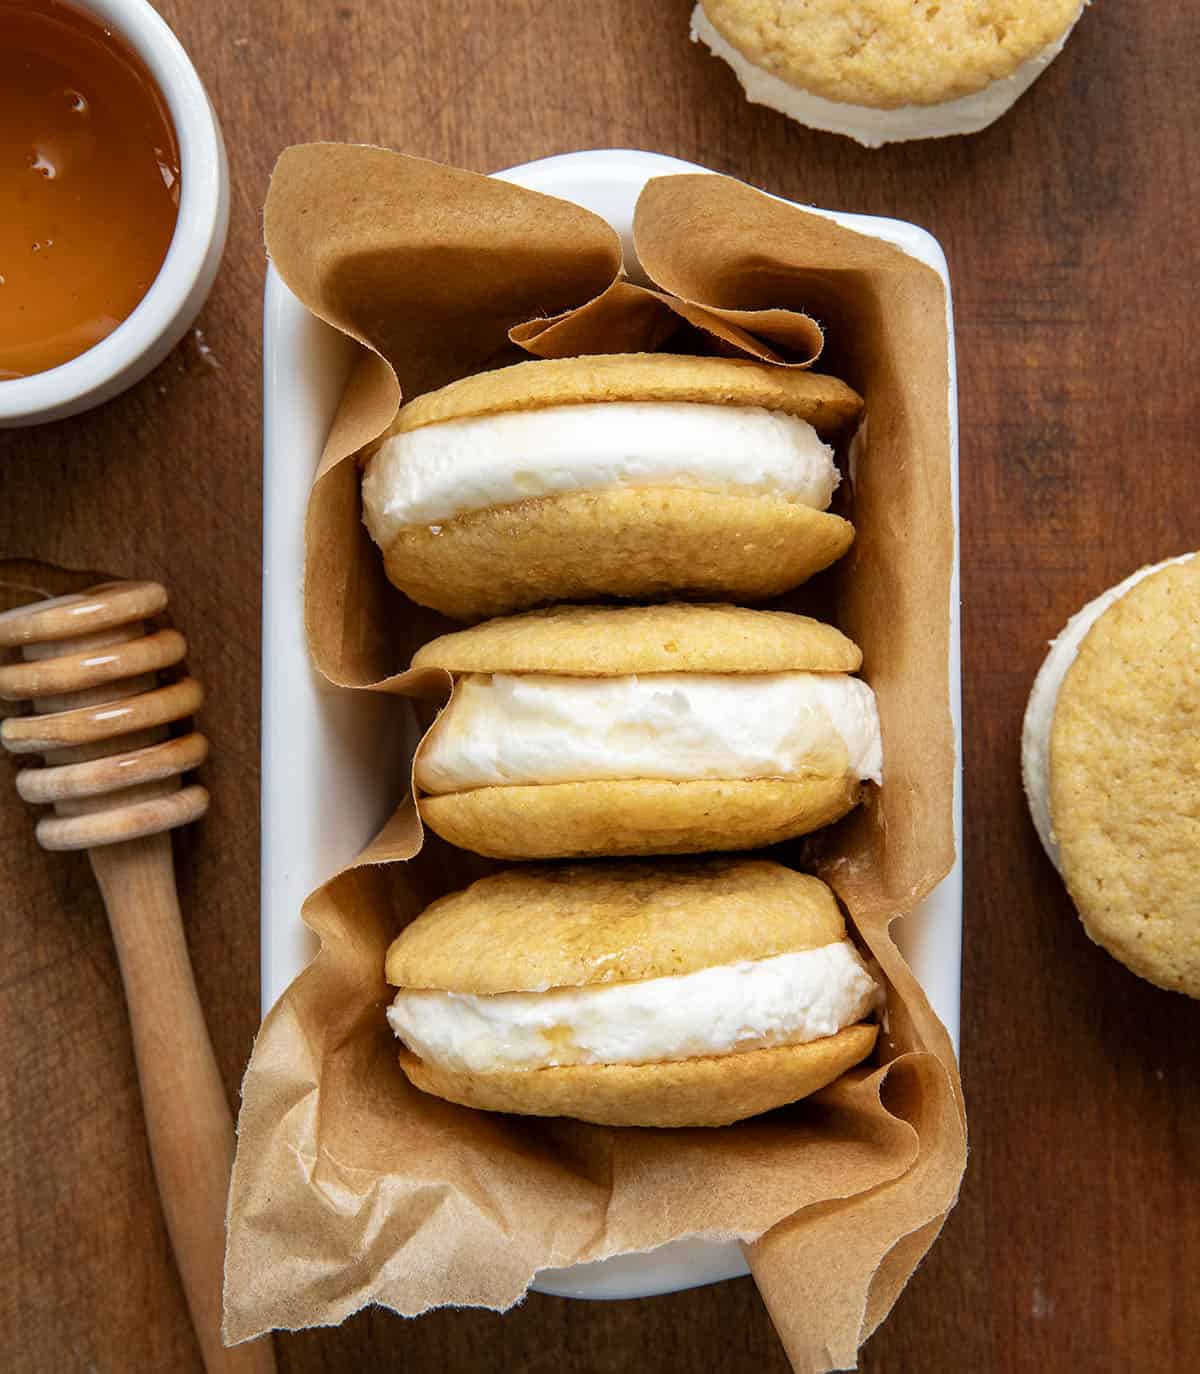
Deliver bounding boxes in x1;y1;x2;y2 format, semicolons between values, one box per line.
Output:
0;0;229;428
261;149;963;1301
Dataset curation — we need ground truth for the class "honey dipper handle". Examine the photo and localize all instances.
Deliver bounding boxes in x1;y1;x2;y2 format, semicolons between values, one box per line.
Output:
89;835;276;1374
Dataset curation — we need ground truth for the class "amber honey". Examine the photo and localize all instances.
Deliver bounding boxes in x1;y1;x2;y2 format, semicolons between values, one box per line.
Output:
0;0;181;380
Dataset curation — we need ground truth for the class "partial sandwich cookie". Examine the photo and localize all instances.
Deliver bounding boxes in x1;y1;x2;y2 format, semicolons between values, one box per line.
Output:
691;1;1088;148
411;603;882;860
385;858;882;1128
1022;553;1199;998
361;353;862;621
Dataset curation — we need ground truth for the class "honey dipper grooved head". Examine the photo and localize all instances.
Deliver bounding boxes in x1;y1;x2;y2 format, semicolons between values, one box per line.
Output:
0;581;209;851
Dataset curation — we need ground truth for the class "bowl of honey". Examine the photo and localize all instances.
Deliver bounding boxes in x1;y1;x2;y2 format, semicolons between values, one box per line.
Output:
0;0;228;426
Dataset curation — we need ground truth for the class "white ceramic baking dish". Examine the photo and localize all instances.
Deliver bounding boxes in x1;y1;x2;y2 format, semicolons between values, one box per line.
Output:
261;148;962;1302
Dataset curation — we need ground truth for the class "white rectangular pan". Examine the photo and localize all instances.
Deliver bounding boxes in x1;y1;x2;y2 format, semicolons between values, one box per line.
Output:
261;148;962;1302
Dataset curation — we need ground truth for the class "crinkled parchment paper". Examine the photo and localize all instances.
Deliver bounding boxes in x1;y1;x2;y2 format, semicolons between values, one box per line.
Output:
224;145;965;1373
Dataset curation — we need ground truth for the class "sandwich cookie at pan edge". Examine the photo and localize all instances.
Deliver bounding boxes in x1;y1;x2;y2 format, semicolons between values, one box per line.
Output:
1046;556;1200;997
691;1;1085;147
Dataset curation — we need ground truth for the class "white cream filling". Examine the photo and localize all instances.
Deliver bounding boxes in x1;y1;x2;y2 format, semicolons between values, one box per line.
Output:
690;4;1085;148
361;400;838;544
415;671;883;794
1021;554;1196;871
387;940;880;1072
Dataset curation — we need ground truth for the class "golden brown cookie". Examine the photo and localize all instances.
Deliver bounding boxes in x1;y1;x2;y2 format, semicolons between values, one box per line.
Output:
398;1029;878;1128
381;487;854;623
411;602;862;676
391;353;862;434
696;0;1084;108
419;775;859;861
1050;557;1200;997
386;858;848;993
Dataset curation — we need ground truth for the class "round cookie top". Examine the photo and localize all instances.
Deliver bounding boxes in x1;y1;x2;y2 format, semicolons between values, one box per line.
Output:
698;0;1083;109
1051;556;1199;997
385;858;848;994
411;603;863;676
392;354;863;437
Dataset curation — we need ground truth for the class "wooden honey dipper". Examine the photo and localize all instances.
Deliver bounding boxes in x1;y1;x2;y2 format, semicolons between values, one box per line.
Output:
0;581;275;1374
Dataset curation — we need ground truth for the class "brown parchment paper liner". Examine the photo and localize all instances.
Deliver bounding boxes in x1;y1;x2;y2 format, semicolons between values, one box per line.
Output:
225;146;965;1372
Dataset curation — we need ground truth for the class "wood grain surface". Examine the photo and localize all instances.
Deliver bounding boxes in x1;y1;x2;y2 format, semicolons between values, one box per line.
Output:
1;1;1197;1370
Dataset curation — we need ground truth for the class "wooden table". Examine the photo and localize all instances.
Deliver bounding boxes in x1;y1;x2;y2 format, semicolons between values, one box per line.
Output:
2;2;1197;1369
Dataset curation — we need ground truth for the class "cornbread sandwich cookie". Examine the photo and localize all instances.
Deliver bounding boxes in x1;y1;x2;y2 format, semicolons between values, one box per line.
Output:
385;859;882;1127
361;353;863;621
1022;554;1199;998
691;1;1088;148
411;603;883;860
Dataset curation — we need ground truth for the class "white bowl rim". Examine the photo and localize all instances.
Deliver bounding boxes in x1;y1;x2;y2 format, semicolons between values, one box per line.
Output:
0;0;223;419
